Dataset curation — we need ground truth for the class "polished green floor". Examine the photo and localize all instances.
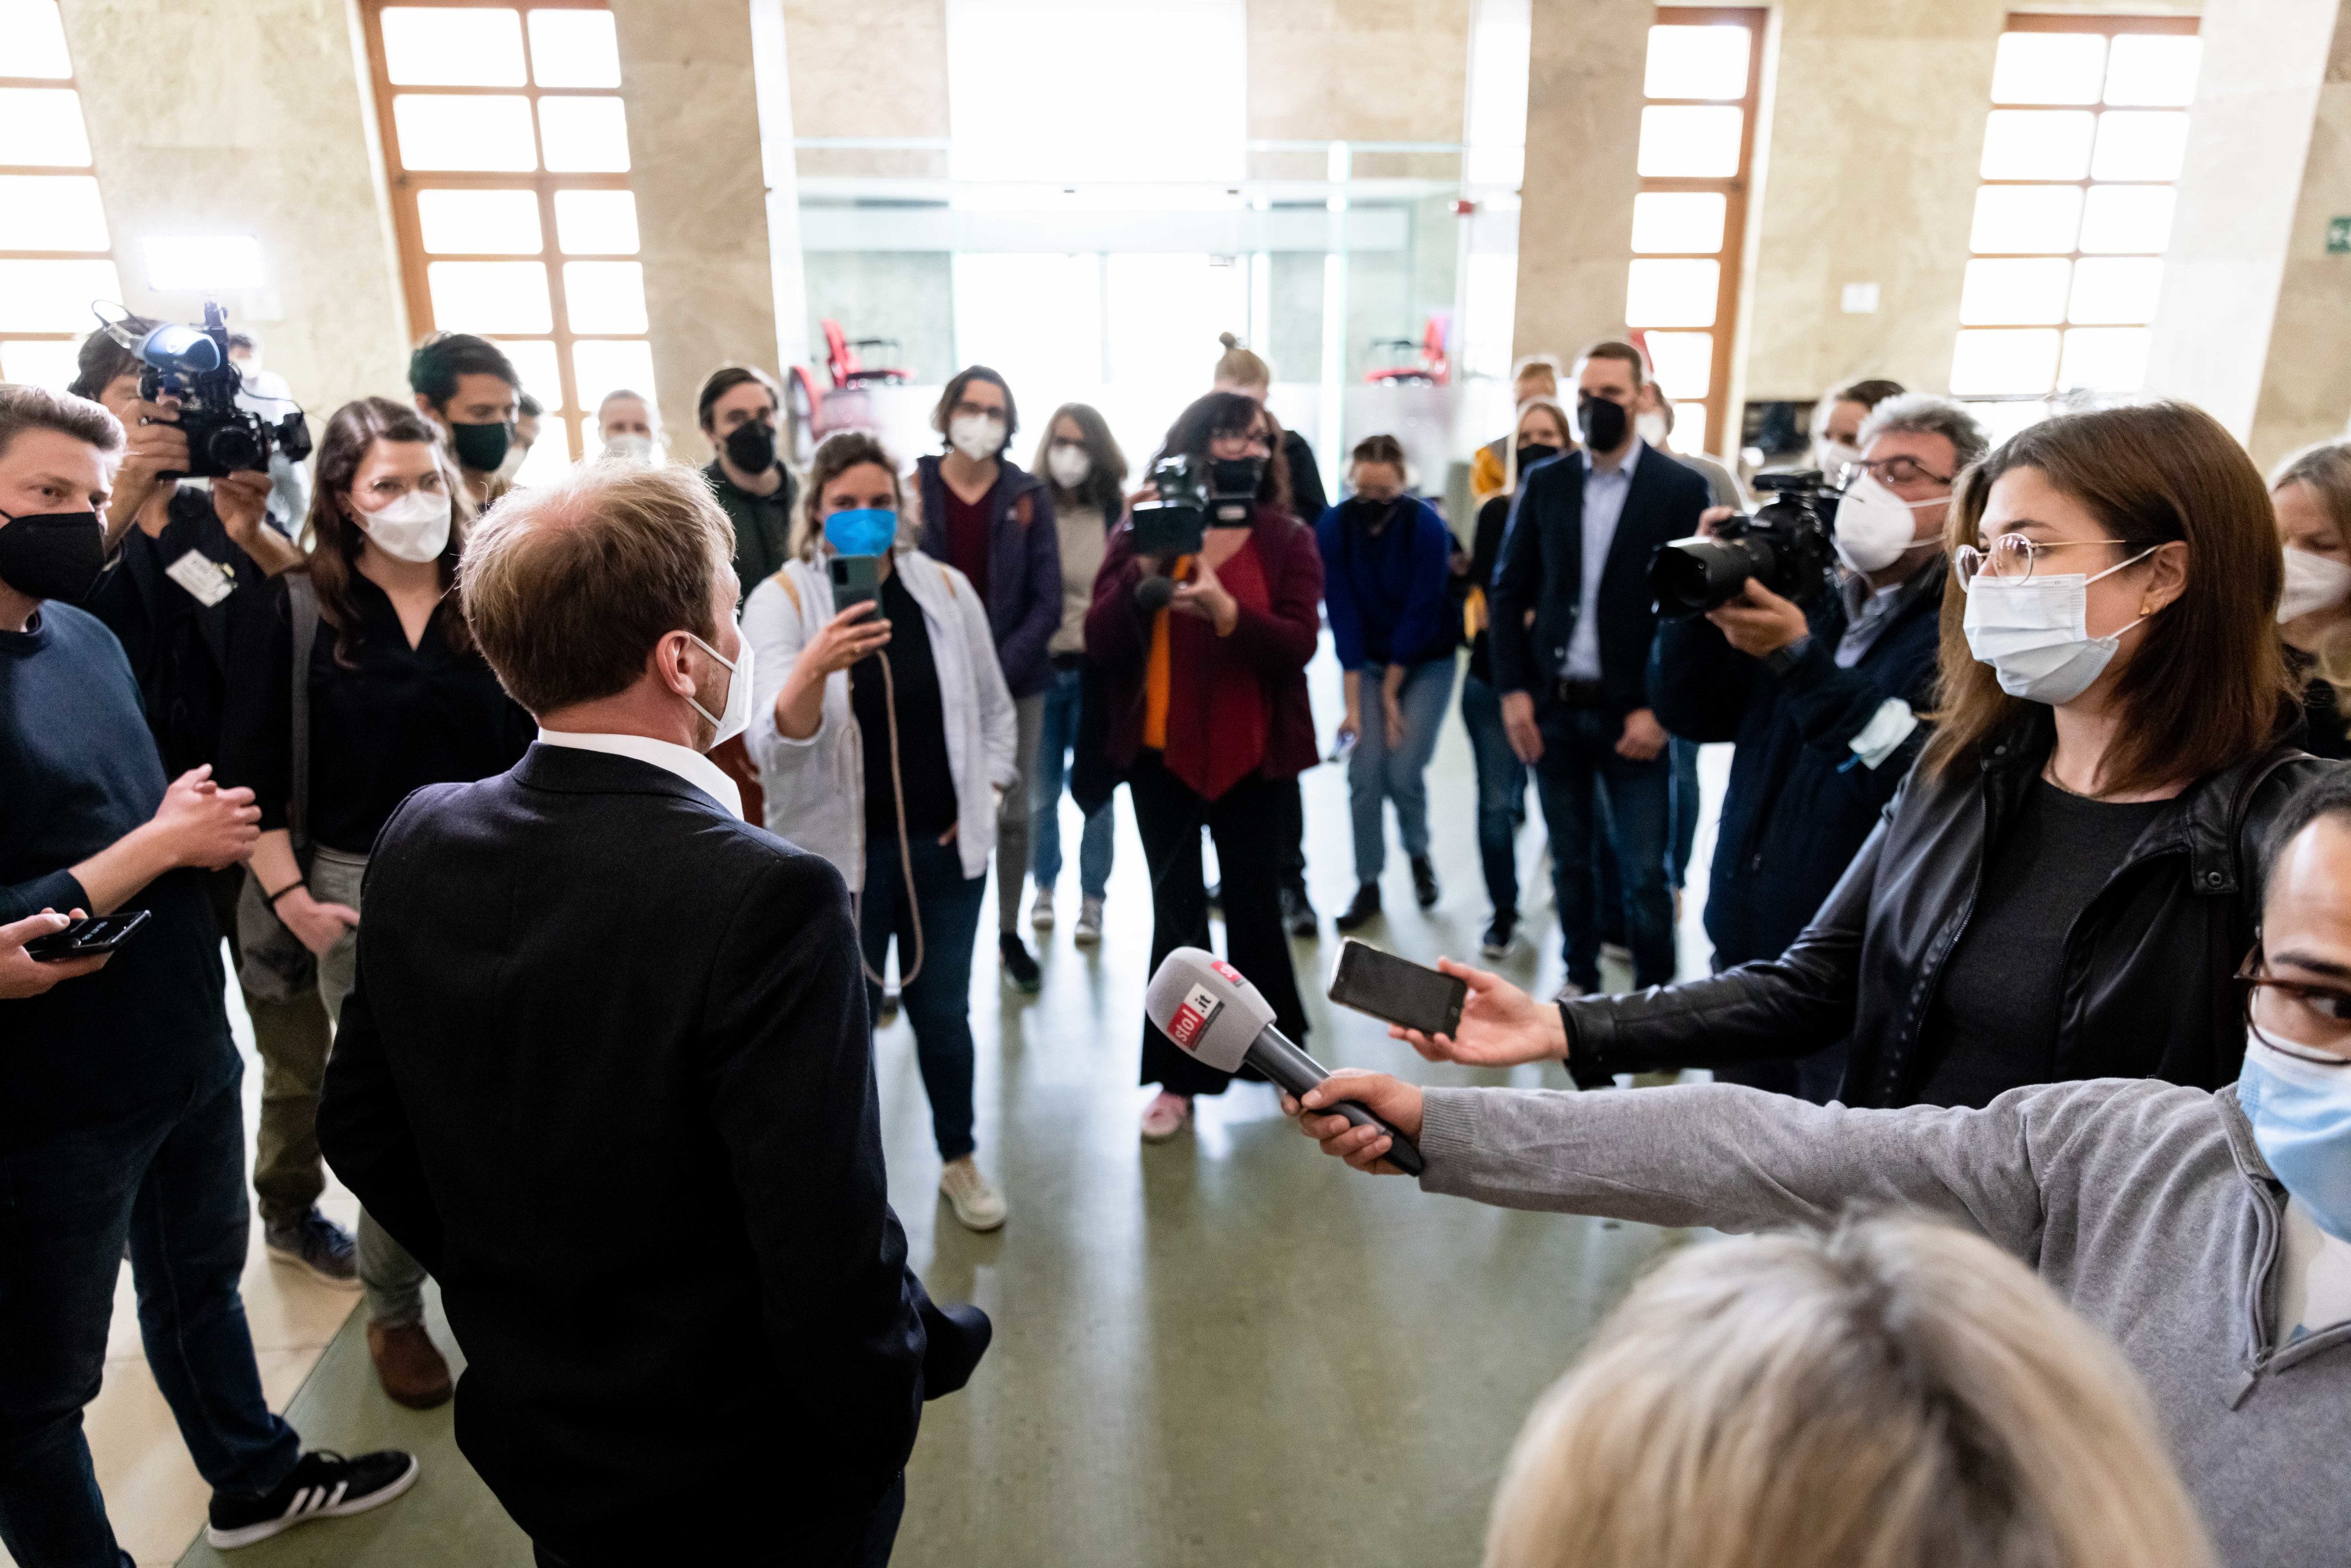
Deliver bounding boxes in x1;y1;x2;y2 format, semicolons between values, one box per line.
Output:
177;661;1714;1567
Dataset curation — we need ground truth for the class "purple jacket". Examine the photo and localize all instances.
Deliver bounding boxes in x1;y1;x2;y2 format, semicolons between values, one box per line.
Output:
915;454;1061;698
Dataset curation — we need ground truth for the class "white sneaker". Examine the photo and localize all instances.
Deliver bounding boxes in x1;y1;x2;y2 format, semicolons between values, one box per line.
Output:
1073;896;1104;946
1030;890;1055;931
939;1155;1007;1231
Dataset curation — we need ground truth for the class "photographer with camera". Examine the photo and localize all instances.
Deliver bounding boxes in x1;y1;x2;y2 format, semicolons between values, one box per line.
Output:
1432;400;2330;1110
0;384;418;1559
63;316;355;1280
220;397;535;1409
408;331;524;511
1087;392;1323;1144
1649;394;1985;1100
1488;341;1712;993
1321;434;1458;932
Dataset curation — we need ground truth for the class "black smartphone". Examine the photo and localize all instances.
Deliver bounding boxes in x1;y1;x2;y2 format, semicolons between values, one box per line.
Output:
24;909;151;963
1327;938;1466;1037
829;553;882;615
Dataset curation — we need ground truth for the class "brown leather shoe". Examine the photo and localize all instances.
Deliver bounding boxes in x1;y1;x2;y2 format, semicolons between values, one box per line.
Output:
367;1321;453;1409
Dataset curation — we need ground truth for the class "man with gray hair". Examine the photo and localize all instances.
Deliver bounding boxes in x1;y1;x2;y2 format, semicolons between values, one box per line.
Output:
316;460;988;1567
1645;391;1988;1100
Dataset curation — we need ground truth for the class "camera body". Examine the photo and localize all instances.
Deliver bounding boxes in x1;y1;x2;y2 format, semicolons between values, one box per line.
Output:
1128;453;1260;558
1648;469;1841;618
133;301;312;479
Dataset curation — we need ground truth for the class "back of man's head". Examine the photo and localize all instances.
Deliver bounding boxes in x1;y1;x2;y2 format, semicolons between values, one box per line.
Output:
460;461;735;717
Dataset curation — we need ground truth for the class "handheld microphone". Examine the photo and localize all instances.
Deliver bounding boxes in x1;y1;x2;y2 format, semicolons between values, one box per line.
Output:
1135;573;1176;614
1143;947;1425;1176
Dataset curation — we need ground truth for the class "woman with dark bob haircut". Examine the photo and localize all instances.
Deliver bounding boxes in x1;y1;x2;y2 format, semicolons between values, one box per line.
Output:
1406;399;2339;1109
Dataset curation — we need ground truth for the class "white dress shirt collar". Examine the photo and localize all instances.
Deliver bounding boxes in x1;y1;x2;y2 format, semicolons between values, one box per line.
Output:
1585;435;1646;481
534;728;744;820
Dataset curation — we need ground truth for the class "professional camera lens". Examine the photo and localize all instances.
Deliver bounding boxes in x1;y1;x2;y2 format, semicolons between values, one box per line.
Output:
204;424;267;474
1649;534;1777;618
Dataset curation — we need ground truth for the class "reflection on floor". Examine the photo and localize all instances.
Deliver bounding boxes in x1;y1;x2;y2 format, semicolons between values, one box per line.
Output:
28;649;1730;1568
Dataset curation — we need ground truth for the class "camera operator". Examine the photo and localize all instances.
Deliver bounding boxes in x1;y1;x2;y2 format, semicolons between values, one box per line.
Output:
1651;393;1986;1100
1088;391;1323;1144
2272;440;2351;758
1321;434;1458;932
408;331;523;511
219;398;535;1410
1488;340;1713;993
0;384;417;1558
65;319;353;1279
1434;400;2330;1108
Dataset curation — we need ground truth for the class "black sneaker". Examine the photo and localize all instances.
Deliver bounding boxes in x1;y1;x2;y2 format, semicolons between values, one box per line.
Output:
1281;882;1319;939
264;1209;359;1288
1480;912;1519;960
1334;882;1382;933
1411;856;1442;910
207;1448;419;1549
999;931;1041;994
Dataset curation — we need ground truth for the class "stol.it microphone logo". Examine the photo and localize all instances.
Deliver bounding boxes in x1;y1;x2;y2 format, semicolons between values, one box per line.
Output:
1211;959;1244;987
1168;984;1224;1051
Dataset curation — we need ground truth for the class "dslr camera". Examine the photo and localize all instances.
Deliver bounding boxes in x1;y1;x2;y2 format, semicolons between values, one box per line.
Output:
1649;469;1840;618
1127;452;1260;558
120;301;312;478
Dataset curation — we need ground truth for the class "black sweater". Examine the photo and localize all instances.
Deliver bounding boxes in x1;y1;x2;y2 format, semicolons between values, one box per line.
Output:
1;604;233;1147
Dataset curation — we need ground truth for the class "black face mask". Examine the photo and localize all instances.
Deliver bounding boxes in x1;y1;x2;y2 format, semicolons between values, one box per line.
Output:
448;418;513;475
1349;495;1400;530
1577;395;1629;454
0;508;106;604
1515;441;1562;469
725;419;778;474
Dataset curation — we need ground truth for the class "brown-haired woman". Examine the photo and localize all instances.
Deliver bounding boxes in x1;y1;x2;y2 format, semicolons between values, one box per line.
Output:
2271;440;2351;758
1408;400;2335;1110
221;396;534;1408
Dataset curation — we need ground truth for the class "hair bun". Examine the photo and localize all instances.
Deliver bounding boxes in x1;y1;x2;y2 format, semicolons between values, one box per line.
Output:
1219;331;1241;350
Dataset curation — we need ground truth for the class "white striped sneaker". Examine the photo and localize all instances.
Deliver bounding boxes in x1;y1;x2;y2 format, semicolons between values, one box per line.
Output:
206;1448;420;1548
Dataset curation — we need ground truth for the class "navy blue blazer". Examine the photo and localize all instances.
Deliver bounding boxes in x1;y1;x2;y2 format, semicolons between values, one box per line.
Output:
318;743;985;1560
1487;443;1712;715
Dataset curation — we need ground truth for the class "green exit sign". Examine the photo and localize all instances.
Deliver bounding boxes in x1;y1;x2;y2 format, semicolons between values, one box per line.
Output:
2330;216;2351;254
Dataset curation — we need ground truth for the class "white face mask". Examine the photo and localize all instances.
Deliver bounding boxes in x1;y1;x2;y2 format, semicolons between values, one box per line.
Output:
1960;548;2156;705
1815;437;1863;476
2278;547;2351;624
949;413;1006;463
602;433;657;464
1635;411;1669;448
1046;444;1093;490
685;631;753;748
494;443;529;483
1833;473;1944;575
356;486;452;564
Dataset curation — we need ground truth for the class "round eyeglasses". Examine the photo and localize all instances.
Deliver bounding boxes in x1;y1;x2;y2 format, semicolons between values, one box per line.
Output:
1951;535;2148;589
2236;944;2351;1065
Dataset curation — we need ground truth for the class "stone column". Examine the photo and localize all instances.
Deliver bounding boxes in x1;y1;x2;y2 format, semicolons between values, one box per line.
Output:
611;0;780;463
1509;0;1651;363
2145;0;2351;466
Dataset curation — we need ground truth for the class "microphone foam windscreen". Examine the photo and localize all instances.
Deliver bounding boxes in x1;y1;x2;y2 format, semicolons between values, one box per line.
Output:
1135;574;1176;614
1143;946;1275;1074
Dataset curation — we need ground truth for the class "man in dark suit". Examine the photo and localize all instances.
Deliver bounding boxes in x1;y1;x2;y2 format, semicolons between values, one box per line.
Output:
317;463;986;1568
1488;339;1712;994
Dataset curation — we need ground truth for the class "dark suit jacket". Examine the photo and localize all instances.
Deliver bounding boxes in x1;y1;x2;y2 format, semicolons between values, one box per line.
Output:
1486;443;1712;716
317;743;984;1562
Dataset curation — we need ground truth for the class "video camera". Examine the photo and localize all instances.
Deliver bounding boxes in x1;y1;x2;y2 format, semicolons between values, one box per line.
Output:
111;301;312;479
1648;469;1840;618
1128;452;1260;558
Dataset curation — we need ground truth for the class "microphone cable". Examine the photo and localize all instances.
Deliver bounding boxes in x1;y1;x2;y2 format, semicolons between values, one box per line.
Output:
850;602;925;992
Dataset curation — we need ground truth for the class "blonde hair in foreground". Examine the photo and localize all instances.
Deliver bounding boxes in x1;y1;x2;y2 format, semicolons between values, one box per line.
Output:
1484;1216;2214;1568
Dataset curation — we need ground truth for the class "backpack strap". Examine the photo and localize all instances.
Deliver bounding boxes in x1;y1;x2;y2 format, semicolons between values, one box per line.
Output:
772;565;803;617
284;573;318;856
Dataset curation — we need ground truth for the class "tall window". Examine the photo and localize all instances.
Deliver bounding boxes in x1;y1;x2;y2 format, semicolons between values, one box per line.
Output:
1626;6;1764;458
1951;15;2201;416
0;0;125;391
360;0;649;476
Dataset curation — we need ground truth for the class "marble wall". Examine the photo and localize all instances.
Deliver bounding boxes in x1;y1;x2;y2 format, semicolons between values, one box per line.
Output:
56;0;410;427
2251;1;2351;464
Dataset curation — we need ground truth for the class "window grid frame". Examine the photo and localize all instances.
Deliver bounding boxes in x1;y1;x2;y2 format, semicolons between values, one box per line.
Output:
1633;4;1766;457
0;14;124;370
359;0;639;461
1955;12;2201;397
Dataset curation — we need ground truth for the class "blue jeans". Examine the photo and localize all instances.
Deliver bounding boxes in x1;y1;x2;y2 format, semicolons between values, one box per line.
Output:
1347;657;1457;883
0;1074;300;1567
1459;672;1529;917
1534;705;1676;990
1031;663;1114;901
859;830;987;1162
1593;736;1702;942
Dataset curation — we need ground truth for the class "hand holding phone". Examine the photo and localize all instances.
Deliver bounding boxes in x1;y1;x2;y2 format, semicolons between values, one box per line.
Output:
23;909;151;963
1327;938;1466;1038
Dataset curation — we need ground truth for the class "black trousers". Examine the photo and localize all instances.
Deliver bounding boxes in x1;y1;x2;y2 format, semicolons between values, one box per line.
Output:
1130;754;1309;1096
531;1472;905;1568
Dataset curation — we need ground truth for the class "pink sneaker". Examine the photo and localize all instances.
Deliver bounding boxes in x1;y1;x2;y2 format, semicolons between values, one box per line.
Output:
1140;1090;1193;1143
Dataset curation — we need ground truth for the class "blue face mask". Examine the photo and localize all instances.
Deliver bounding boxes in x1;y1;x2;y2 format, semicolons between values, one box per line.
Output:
824;507;897;559
2238;1033;2351;1242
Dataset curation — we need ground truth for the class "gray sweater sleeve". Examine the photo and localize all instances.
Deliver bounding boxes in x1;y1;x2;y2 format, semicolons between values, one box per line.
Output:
1415;1082;2060;1256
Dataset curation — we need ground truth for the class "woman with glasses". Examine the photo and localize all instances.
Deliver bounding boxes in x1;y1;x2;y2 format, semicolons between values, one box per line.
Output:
1089;391;1322;1143
2271;440;2351;758
1404;400;2335;1109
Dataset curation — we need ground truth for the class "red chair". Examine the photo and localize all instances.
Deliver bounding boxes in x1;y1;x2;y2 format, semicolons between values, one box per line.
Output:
819;318;912;389
1364;314;1451;386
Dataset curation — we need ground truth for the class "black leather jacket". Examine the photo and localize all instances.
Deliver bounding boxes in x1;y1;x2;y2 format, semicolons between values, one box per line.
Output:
1564;713;2336;1106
